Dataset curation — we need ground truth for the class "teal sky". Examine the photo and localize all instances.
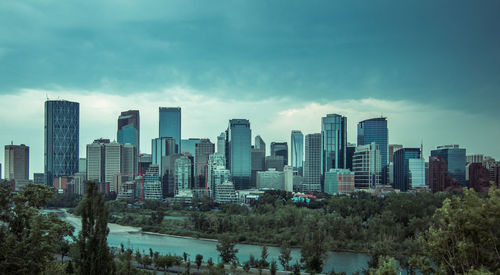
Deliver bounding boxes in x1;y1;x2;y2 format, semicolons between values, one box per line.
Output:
0;1;499;175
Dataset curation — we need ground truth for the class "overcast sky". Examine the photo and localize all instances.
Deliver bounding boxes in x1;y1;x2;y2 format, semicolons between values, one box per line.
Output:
1;0;499;176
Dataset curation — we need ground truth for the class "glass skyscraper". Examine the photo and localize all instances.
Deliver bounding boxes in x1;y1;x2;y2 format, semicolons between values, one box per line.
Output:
226;119;251;190
431;145;466;186
271;142;288;166
357;117;388;184
291;130;304;175
321;114;347;176
44;100;79;186
393;148;421;192
159;107;181;153
117;110;140;152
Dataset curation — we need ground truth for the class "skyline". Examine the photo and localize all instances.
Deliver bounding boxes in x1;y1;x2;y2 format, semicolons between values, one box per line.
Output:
1;1;500;175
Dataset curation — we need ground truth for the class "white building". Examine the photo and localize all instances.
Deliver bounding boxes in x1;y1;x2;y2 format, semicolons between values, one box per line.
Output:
174;155;191;194
284;165;293;192
257;168;284;190
215;181;237;204
353;142;381;189
105;142;122;193
86;142;105;183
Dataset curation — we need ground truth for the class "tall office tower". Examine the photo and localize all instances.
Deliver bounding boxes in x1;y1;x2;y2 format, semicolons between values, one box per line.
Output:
271;142;288;166
431;145;466;186
346;143;356;171
207;153;227;197
251;147;266;187
291;131;304;175
159;107;181;152
4;144;29;181
284;165;294;192
254;135;266;155
117;110;140;153
86;141;104;183
353;142;381;189
227;119;252;190
152;137;176;170
429;156;448;192
174;154;192;194
79;158;86;173
217;132;226;154
321;114;347;178
44;100;79;186
394;148;424;192
388;144;403;163
194;139;215;188
304;133;322;193
104;142;122;193
265;156;285;171
121;144;137;182
144;164;162;200
181;138;201;157
358;117;388;184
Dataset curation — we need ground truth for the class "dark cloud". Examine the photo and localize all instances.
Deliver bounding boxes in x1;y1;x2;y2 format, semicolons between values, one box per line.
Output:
0;0;499;113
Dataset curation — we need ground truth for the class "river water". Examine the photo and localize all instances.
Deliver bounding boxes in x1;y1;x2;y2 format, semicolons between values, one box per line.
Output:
53;209;369;274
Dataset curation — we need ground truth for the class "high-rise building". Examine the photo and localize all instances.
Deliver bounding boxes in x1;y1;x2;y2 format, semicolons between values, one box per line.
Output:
4;144;29;181
174;154;192;194
79;158;86;173
104;142;122;193
34;173;44;185
321;114;347;177
429;156;448;193
394;148;423;192
207;153;227;197
431;145;466;186
284;165;294;192
180;138;201;158
324;169;355;195
257;169;284;190
226;119;251;190
357;117;388;184
117;110;140;153
346;143;356;171
144;164;162;200
217;132;226;154
353;142;381;189
388;144;403;163
121;144;137;182
195;139;215;188
255;135;266;155
304;133;321;193
211;166;231;194
291;131;304;175
265;156;284;171
251;147;266;187
271;142;288;166
44;100;79;186
152;137;176;171
159;107;181;152
214;181;237;204
86;139;108;183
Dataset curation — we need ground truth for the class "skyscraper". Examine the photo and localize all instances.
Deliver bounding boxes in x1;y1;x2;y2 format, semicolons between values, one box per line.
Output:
86;139;108;183
353;142;381;189
321;114;347;177
217;132;226;154
180;138;201;158
104;142;122;193
357;117;388;184
227;119;251;190
291;130;304;175
271;142;288;166
44;100;79;186
431;145;466;186
117;110;140;153
4;144;29;181
255;135;266;155
195;139;215;188
159;107;181;153
151;136;176;170
388;144;403;163
304;133;321;192
393;148;424;192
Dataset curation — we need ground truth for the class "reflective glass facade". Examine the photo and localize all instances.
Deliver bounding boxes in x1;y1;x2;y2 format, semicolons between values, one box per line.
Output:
271;142;288;166
227;119;251;190
151;137;176;171
44;100;79;186
291;130;304;175
321;114;347;175
357;117;388;184
117;110;140;152
393;148;421;192
431;145;466;186
159;107;181;153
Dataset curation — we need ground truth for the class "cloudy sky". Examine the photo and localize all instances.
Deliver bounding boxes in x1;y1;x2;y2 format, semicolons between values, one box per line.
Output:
1;0;499;176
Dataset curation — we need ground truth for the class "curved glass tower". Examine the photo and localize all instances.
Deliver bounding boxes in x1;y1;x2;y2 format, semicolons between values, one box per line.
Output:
44;100;79;186
291;130;303;175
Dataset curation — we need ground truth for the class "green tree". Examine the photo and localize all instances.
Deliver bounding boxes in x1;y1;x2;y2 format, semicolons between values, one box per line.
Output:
369;256;397;275
243;261;251;273
279;241;292;271
300;217;327;274
75;181;115;274
216;234;239;264
293;261;301;275
270;260;277;275
195;254;203;270
259;246;269;269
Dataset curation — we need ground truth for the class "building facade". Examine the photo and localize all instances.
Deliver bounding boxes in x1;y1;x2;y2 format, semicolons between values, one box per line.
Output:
271;142;288;166
226;119;251;190
44;100;79;186
4;144;29;181
217;132;226;154
430;145;466;186
394;148;422;192
257;169;284;190
321;114;347;177
357;117;388;184
159;107;181;152
291;130;304;175
353;142;381;189
152;136;176;171
304;133;322;192
324;168;355;195
117;110;140;153
194;139;215;188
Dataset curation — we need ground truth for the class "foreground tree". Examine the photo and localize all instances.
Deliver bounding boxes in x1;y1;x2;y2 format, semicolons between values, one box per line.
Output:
216;234;239;264
411;187;500;274
369;256;397;275
300;215;327;274
195;254;203;270
279;241;292;271
0;182;74;274
75;181;115;274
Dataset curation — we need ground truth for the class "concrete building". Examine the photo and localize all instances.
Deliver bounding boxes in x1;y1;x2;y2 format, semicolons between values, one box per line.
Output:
79;158;87;173
467;154;484;164
71;173;86;195
174;154;192;195
104;142;122;193
257;169;284;190
86;139;108;183
265;155;284;171
304;133;321;193
353;142;381;189
217;132;226;155
194;139;215;188
324;169;355;195
144;164;162;200
251;147;266;187
468;163;491;193
117;181;136;201
44;100;79;186
215;181;238;204
4;144;29;181
284;165;294;192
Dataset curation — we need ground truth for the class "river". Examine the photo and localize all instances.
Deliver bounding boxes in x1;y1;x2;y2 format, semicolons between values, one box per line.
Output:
52;209;369;274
